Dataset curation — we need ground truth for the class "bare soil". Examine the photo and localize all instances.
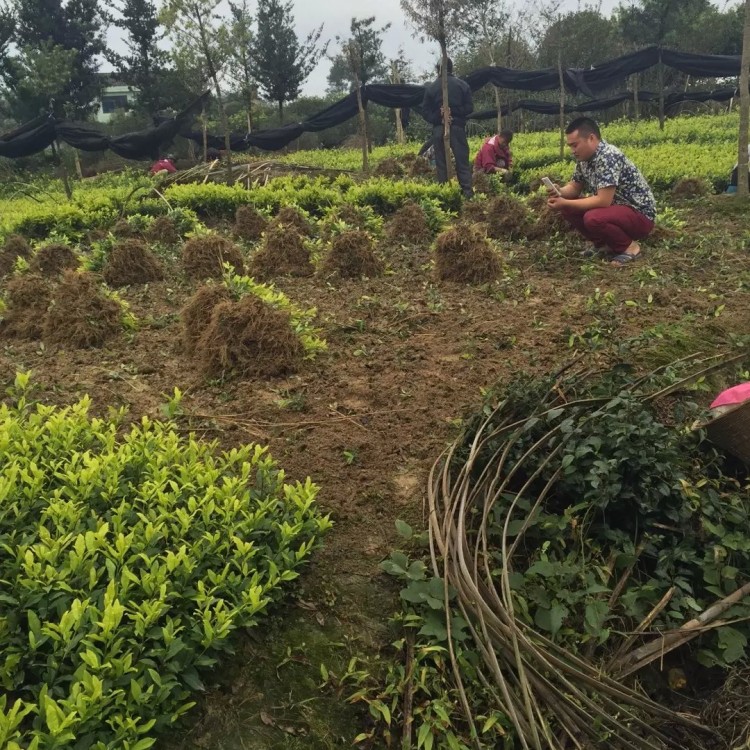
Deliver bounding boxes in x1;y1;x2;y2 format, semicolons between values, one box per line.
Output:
2;196;749;749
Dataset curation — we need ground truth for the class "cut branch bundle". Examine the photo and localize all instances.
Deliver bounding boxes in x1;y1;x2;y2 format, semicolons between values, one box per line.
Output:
426;353;749;750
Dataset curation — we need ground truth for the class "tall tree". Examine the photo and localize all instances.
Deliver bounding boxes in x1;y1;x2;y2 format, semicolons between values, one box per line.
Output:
251;0;326;123
227;0;256;131
327;16;390;94
615;0;715;49
536;9;616;70
116;0;167;117
14;0;108;118
162;0;232;178
401;0;473;179
456;0;509;130
0;2;15;82
3;41;77;121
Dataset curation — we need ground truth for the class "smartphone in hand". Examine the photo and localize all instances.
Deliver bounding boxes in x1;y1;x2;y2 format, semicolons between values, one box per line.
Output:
541;176;562;197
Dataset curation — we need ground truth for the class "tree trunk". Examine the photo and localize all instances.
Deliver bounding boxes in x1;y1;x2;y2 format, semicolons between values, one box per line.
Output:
213;83;234;185
494;85;502;133
738;0;750;198
195;10;232;183
658;49;665;131
201;106;208;163
391;60;405;144
365;107;373;153
51;140;72;200
278;100;284;124
439;40;454;180
74;151;83;179
633;72;640;121
355;84;369;173
557;52;565;160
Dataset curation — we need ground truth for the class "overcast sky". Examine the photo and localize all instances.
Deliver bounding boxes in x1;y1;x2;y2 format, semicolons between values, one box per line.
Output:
105;0;738;99
296;0;624;96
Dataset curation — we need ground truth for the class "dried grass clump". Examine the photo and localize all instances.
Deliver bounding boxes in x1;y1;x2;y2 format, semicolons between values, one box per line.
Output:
524;192;572;238
182;235;244;280
1;274;52;339
29;243;80;277
42;271;122;348
472;171;493;195
195;295;302;378
485;194;533;240
273;206;313;237
181;284;232;355
385;202;432;245
234;205;268;242
146;215;181;246
112;219;138;238
461;199;489;224
3;234;32;259
700;666;750;749
249;226;313;280
373;157;405;178
320;230;383;279
102;239;165;287
0;234;31;278
434;225;502;284
671;177;712;199
402;152;432;177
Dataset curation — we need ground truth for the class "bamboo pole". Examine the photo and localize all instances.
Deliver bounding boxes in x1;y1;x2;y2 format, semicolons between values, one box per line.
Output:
737;0;750;197
558;52;565;160
657;48;665;131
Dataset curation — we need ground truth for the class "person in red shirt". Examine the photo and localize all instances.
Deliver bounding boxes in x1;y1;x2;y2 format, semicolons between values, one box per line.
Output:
474;130;514;175
149;156;177;175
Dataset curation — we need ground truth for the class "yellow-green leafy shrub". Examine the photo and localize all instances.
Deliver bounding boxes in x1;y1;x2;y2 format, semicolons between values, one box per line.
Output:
0;373;330;749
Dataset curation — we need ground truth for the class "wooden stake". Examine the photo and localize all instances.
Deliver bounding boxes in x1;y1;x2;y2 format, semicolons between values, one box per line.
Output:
558;52;566;160
737;0;750;197
658;48;665;131
51;140;72;200
391;60;405;145
347;42;369;174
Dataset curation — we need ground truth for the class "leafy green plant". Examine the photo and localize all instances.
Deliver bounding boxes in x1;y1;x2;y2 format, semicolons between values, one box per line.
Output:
0;372;331;749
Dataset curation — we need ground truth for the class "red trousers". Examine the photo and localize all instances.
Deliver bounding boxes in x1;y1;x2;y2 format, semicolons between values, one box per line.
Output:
561;205;654;254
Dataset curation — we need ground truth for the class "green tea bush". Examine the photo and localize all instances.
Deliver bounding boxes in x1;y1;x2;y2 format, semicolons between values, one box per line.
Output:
0;373;330;749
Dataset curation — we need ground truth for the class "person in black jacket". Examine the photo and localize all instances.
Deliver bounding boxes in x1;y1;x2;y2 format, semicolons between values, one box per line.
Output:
422;58;474;198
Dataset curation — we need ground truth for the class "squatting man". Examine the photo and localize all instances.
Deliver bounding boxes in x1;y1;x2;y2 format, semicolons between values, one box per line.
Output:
545;117;656;267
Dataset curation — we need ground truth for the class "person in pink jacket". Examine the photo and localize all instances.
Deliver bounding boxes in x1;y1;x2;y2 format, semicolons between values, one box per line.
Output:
474;130;514;174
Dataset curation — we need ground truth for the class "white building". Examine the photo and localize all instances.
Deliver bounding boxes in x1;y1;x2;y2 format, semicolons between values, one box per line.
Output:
95;80;139;123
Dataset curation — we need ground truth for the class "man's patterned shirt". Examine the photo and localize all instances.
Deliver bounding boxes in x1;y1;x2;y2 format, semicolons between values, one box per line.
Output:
572;141;656;220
